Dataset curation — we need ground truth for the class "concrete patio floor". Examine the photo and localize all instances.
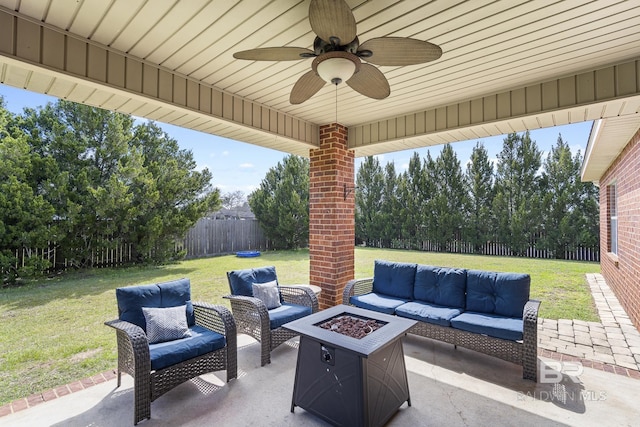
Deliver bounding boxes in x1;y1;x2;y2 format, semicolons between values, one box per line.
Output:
4;331;639;427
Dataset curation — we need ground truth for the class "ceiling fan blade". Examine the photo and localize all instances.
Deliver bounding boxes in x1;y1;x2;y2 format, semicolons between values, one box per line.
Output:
290;70;326;104
358;37;442;66
346;63;390;100
309;0;357;45
233;47;314;61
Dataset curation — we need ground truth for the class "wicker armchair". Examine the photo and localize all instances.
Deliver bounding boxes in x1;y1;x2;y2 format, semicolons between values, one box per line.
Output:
105;278;237;425
224;266;318;366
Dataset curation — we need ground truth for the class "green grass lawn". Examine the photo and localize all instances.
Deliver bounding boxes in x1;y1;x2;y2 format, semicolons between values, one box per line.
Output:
0;248;599;405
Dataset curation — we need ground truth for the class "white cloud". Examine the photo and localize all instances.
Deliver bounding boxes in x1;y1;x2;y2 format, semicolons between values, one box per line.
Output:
239;163;254;169
222;150;230;156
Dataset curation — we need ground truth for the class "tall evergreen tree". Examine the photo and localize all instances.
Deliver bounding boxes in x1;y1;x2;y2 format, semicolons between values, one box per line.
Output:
428;144;468;251
130;121;219;261
465;142;494;253
249;155;309;249
24;101;137;265
492;132;542;255
380;162;401;248
575;172;600;251
0;99;56;282
398;152;430;249
540;134;599;258
20;101;218;266
355;156;385;246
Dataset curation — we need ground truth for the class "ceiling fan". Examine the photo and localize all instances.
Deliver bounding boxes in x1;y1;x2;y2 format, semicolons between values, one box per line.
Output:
233;0;442;104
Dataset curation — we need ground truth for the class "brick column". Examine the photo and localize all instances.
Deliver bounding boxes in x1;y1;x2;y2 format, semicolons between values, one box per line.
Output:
309;123;355;309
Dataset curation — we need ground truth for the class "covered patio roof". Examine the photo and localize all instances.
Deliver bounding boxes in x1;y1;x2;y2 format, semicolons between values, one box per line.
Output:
1;0;639;162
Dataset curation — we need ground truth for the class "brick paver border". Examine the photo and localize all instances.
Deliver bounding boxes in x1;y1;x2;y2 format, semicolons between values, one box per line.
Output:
0;369;117;417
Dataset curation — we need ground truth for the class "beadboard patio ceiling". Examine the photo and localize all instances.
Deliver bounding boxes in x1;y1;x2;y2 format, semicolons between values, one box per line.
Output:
0;0;639;179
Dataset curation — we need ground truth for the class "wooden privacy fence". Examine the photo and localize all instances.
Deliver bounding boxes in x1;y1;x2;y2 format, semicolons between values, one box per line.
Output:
8;221;598;278
181;218;271;258
6;219;270;276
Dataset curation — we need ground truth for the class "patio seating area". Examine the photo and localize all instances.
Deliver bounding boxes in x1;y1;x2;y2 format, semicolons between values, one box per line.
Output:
3;331;640;427
3;273;640;426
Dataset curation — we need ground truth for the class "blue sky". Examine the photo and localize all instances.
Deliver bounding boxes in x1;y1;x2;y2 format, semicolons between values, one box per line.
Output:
0;84;593;195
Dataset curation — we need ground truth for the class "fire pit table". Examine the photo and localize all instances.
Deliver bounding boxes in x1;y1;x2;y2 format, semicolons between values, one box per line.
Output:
284;305;417;427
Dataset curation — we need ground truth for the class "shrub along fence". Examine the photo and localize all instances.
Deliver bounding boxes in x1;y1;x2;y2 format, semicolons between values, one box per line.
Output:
366;236;600;262
5;219;271;278
7;221;598;281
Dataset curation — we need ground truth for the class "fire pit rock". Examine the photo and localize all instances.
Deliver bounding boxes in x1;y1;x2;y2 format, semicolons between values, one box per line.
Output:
317;315;385;339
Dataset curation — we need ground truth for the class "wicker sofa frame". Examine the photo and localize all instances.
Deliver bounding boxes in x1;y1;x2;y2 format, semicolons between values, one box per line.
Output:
343;277;540;381
224;275;318;366
105;302;237;425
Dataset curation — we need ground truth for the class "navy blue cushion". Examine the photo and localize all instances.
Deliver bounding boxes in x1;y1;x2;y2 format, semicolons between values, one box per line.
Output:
268;303;312;329
253;266;278;285
395;301;463;327
413;265;466;309
372;260;416;300
149;325;226;371
465;270;530;318
228;266;278;297
116;284;161;330
349;292;409;315
158;278;195;326
227;269;256;296
450;312;524;341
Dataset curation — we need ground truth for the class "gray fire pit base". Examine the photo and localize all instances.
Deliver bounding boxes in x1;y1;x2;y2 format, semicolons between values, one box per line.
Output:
291;335;411;427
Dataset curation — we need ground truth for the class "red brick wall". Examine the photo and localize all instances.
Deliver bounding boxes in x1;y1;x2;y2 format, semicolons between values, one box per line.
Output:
309;123;355;309
600;127;640;330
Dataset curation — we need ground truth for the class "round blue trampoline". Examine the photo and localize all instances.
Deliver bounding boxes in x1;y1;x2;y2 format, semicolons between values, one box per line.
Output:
236;250;261;258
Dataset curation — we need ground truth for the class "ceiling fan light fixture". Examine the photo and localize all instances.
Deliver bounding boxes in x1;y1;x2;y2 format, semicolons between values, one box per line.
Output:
317;58;354;84
234;0;443;103
312;51;360;85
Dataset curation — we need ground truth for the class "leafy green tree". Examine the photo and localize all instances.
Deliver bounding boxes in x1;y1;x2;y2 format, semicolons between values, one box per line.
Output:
355;156;385;246
428;144;468;251
466;142;494;253
492;132;543;255
249;155;309;249
0;100;55;282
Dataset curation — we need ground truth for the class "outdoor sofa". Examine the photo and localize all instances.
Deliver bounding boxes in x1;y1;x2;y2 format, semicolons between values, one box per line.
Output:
105;278;237;425
343;260;540;381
